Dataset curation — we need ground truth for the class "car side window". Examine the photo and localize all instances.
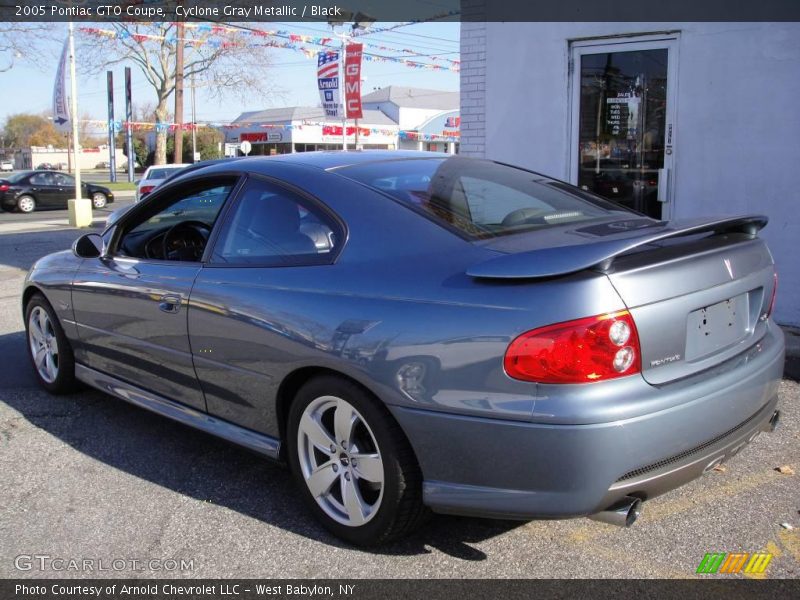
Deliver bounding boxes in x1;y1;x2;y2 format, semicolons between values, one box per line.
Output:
211;178;338;266
53;174;73;186
116;178;235;262
30;173;54;185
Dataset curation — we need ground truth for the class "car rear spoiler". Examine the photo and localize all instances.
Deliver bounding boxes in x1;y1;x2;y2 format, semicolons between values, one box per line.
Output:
466;215;768;280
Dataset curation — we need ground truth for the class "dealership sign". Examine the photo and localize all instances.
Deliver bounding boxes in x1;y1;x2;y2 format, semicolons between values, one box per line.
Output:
240;132;283;143
317;50;341;119
344;43;363;119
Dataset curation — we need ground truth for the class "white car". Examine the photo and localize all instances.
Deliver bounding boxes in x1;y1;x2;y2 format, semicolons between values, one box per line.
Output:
135;164;189;202
0;160;13;172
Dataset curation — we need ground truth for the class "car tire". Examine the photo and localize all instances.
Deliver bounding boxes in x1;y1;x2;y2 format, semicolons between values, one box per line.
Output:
17;195;36;213
25;293;78;394
92;192;108;209
287;375;428;546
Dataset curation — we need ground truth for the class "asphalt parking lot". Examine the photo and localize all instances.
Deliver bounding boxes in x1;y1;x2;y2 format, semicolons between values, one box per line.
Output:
0;218;798;579
0;190;134;231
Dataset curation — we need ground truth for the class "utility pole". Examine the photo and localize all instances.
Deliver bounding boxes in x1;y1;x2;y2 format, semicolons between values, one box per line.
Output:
68;22;81;199
67;20;91;227
191;71;197;162
125;67;134;182
336;26;347;151
106;70;117;182
174;21;185;164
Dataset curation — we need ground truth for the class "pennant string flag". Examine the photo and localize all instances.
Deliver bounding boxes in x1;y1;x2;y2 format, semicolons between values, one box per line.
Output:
78;25;460;72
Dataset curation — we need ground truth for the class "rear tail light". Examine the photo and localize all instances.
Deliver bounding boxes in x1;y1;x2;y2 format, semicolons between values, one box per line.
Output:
0;184;9;192
766;272;778;318
504;310;642;384
140;185;155;195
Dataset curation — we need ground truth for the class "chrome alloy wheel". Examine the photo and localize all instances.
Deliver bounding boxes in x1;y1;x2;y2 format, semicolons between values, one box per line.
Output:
28;306;59;383
297;395;385;526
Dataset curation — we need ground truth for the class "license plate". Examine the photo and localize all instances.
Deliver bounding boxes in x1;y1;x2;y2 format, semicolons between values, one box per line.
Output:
685;293;749;360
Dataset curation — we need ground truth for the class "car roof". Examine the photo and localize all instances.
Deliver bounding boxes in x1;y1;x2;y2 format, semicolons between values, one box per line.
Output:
159;151;455;191
237;150;444;171
145;164;189;172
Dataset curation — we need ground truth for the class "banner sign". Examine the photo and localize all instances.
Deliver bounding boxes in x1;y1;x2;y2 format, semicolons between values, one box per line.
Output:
52;37;71;133
317;50;340;119
344;43;363;119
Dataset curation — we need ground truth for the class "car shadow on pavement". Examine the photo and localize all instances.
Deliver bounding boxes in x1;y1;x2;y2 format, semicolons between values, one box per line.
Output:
0;333;520;559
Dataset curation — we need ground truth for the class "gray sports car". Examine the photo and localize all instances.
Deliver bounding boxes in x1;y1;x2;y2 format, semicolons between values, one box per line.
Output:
23;151;784;546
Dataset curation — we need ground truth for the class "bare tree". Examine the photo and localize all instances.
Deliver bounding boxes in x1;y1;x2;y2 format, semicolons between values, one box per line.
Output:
80;23;278;165
0;23;55;72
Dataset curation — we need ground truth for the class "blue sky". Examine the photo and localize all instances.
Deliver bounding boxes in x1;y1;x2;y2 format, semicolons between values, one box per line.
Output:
1;22;460;126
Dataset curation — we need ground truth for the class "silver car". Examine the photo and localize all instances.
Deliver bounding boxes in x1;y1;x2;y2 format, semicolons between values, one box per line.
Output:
135;163;190;201
22;152;783;545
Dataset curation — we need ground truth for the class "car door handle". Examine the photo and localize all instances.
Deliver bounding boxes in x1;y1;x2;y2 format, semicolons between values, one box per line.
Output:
158;294;182;313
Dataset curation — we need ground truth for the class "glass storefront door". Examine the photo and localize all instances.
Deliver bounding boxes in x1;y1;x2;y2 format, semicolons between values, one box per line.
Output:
570;38;678;219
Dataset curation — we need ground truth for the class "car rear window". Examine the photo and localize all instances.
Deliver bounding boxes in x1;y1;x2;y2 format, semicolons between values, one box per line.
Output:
146;168;180;180
6;171;31;183
338;157;632;239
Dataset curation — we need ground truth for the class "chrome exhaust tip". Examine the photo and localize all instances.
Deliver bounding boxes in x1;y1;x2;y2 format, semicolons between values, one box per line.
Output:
589;496;642;527
768;410;780;432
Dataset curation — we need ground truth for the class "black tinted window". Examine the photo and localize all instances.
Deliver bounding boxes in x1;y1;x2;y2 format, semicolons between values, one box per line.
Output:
340;157;632;239
29;173;55;185
53;173;73;186
213;179;337;266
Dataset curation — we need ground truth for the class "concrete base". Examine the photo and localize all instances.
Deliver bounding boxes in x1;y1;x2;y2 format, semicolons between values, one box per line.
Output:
68;198;93;228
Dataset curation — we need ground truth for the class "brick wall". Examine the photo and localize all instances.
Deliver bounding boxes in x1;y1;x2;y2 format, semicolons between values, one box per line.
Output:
459;21;486;157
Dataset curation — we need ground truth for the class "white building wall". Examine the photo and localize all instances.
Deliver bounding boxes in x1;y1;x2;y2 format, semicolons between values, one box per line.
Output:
362;102;399;124
462;22;800;326
18;147;127;170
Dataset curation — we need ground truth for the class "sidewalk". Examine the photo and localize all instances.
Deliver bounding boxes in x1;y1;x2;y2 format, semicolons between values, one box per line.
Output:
0;217;106;234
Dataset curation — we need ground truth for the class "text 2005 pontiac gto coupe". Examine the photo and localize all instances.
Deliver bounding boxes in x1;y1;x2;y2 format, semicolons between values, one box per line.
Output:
23;152;783;545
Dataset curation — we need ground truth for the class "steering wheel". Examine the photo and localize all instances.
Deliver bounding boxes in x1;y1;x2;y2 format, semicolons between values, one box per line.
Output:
501;207;548;227
161;220;212;261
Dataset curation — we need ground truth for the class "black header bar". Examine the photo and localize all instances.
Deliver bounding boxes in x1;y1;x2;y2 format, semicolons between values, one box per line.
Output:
0;0;799;23
3;579;800;600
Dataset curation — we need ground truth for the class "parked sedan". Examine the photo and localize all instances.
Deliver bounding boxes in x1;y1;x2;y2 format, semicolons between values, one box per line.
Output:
135;163;189;201
0;160;13;172
0;170;114;212
23;151;783;546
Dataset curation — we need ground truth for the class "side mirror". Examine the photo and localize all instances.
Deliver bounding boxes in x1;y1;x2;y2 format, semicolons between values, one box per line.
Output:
72;233;104;259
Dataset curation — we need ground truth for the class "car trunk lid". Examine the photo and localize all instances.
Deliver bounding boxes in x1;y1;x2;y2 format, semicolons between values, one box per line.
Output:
469;215;776;384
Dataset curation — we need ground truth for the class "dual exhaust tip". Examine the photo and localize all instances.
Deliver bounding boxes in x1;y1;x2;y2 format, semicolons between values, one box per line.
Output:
589;496;642;527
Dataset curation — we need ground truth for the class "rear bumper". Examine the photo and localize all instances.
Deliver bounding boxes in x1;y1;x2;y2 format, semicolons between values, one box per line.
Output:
390;324;784;519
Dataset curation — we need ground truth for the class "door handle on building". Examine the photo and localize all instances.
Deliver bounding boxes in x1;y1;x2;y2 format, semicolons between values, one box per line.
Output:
657;168;671;203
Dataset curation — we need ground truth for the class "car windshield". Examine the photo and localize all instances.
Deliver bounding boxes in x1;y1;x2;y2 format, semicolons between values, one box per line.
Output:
6;171;32;183
339;157;634;240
